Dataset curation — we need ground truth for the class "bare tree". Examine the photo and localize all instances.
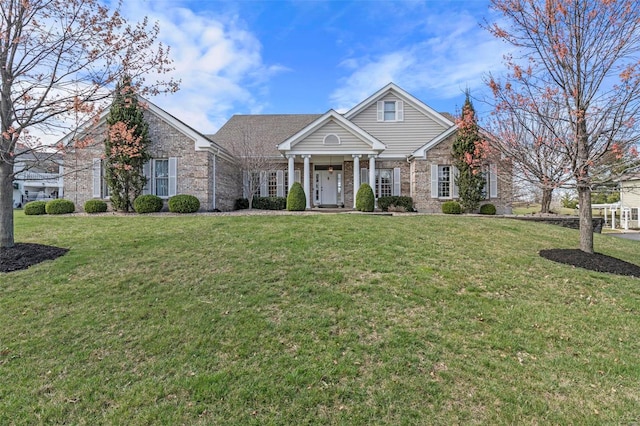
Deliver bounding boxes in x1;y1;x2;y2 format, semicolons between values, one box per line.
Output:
0;0;177;247
487;0;640;253
230;126;279;210
485;95;574;213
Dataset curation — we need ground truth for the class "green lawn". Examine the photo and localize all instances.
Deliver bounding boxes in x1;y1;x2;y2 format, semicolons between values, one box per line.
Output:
2;212;640;424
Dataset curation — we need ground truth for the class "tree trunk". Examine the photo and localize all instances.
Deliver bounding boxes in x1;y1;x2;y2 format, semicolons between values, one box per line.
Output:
578;185;594;254
0;160;15;248
540;188;553;213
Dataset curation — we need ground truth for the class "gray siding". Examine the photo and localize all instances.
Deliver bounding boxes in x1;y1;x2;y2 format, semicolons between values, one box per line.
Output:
293;120;373;152
351;93;450;158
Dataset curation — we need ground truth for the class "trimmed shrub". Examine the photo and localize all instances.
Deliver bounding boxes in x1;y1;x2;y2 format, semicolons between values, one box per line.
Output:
442;201;462;214
356;183;375;212
84;199;108;214
377;196;414;212
24;201;47;216
234;198;249;210
45;199;75;215
134;194;163;214
287;182;306;211
169;194;200;213
253;196;286;210
479;203;497;215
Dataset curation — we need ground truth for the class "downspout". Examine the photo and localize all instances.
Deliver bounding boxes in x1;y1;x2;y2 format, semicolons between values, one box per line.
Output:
212;149;217;211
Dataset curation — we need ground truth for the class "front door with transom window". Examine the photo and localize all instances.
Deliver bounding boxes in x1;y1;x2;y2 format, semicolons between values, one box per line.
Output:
315;171;338;206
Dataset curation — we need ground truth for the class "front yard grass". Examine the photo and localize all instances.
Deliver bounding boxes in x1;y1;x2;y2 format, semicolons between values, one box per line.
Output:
2;213;640;424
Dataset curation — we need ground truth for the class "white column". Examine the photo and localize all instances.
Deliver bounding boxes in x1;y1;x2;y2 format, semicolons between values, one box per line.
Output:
303;155;311;209
369;154;376;198
352;155;361;208
287;155;295;191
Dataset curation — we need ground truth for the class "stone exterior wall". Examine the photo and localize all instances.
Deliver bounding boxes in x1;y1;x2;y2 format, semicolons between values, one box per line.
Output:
215;155;242;211
411;133;513;214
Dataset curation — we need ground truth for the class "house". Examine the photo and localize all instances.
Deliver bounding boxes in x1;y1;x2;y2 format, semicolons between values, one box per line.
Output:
616;173;640;228
12;147;64;208
63;83;512;213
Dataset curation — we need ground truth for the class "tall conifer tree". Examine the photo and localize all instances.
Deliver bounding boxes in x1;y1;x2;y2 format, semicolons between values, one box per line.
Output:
452;92;488;212
104;77;151;212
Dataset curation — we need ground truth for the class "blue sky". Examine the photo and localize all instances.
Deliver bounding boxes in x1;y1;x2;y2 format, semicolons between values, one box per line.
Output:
118;0;511;134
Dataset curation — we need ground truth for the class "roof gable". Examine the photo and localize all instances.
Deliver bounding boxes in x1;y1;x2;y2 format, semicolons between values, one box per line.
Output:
277;110;386;152
60;96;225;155
344;83;455;128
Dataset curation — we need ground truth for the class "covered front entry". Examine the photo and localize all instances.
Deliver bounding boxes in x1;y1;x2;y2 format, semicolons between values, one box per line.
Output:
314;166;343;207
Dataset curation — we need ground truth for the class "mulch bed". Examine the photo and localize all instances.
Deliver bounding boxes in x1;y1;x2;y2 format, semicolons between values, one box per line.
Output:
0;243;69;273
540;249;640;278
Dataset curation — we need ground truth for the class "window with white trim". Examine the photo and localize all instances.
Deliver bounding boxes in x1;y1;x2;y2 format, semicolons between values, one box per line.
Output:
438;165;451;198
377;100;404;122
154;159;169;197
375;169;393;198
384;102;396;121
268;171;278;197
144;158;177;198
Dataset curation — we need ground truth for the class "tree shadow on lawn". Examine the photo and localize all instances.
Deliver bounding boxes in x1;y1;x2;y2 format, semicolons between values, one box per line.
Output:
1;243;69;273
540;249;640;278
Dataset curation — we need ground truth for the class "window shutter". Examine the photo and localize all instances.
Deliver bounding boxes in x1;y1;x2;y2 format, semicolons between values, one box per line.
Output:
489;163;498;198
142;161;150;195
294;170;301;183
396;100;404;121
360;167;369;185
377;101;384;122
393;167;401;196
168;157;177;197
452;166;459;198
260;171;267;197
430;164;438;198
92;158;102;198
276;170;284;197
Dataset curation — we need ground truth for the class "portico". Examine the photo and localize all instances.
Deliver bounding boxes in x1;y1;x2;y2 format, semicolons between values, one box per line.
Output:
279;110;386;209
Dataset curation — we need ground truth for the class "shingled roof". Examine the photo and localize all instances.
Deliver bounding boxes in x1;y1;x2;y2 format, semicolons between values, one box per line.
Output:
210;114;322;158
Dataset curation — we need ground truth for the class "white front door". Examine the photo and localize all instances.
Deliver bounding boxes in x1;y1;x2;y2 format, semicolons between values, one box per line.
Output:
322;171;338;205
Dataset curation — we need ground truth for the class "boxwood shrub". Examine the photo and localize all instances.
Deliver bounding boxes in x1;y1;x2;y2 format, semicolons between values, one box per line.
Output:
287;182;306;211
252;196;286;210
479;203;497;215
84;199;108;214
134;194;163;213
442;200;462;214
169;194;200;213
355;183;375;212
377;196;414;212
45;199;75;215
24;201;47;215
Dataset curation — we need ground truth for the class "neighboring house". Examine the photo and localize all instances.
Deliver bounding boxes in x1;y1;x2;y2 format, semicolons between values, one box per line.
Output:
12;147;64;208
618;173;640;227
62;83;512;213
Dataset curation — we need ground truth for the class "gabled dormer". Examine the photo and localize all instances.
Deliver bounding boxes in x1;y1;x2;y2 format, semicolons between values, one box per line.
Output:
344;83;455;159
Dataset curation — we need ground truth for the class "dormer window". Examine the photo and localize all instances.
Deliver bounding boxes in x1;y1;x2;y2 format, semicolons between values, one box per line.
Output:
377;100;404;122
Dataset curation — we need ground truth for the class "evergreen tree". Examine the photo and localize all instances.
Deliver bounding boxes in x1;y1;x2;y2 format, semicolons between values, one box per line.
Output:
452;92;488;212
104;77;151;212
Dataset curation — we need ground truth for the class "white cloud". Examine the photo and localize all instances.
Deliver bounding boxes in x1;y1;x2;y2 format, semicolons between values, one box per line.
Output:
330;9;511;114
117;1;285;134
